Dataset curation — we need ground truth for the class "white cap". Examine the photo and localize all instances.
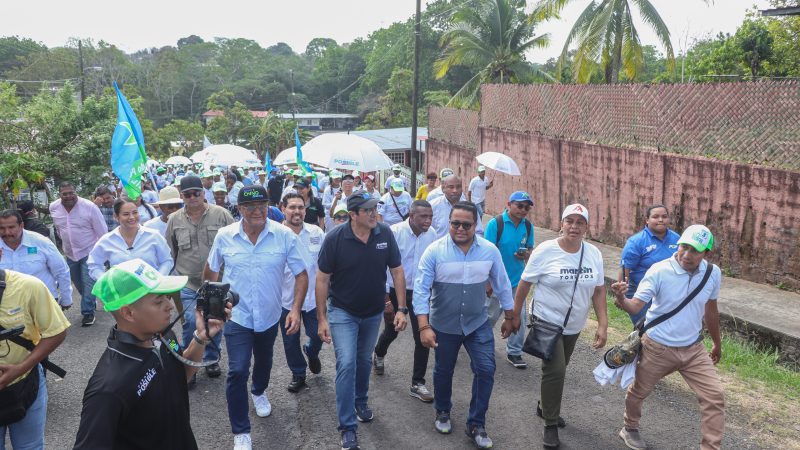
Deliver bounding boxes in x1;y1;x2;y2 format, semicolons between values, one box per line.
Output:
561;203;589;222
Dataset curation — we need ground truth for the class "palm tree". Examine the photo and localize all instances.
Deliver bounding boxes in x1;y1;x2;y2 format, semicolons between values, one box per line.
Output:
434;0;551;107
535;0;675;83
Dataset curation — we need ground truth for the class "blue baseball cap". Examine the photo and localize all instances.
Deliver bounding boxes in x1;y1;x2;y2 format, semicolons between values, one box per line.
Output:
509;191;533;205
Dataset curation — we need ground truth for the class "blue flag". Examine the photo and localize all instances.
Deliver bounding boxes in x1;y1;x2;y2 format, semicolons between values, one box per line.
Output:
110;82;148;200
264;144;273;179
294;128;317;188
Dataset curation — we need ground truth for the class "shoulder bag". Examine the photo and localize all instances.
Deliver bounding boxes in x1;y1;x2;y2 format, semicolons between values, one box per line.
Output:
389;193;409;221
603;263;714;368
523;244;585;360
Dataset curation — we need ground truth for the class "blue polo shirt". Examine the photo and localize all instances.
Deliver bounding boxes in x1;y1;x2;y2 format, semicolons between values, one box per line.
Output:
484;211;534;287
620;226;680;298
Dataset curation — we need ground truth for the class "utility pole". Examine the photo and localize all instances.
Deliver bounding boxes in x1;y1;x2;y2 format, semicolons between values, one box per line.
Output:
409;0;421;198
78;40;85;104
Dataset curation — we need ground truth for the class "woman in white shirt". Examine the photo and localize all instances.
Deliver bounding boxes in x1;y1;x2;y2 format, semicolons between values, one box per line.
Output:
510;203;608;449
88;198;173;281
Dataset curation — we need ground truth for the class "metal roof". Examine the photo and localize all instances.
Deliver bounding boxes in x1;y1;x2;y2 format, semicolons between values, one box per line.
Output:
761;6;800;16
276;113;359;119
347;127;428;152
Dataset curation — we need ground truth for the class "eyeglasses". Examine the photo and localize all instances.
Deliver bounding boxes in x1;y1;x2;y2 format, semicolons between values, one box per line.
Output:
182;190;204;198
241;204;268;212
333;214;349;221
512;202;532;210
450;220;474;230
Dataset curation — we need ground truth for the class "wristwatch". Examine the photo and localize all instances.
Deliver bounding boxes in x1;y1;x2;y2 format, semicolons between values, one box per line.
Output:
397;307;409;314
193;330;209;346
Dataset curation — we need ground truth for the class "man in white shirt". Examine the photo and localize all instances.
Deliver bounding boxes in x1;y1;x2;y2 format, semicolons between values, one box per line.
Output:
377;180;413;226
384;164;409;193
0;209;73;309
425;168;454;203
201;170;215;205
143;186;184;237
467;166;493;218
611;224;724;450
322;172;343;230
279;192;326;394
373;200;437;403
430;174;483;240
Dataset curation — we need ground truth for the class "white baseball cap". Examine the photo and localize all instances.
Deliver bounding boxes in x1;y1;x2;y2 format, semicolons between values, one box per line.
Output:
561;203;589;222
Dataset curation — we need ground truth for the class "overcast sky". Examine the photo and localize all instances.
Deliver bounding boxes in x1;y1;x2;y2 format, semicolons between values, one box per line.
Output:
3;0;771;63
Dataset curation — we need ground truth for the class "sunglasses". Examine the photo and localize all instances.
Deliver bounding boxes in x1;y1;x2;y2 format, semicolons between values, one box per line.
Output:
450;220;474;230
512;202;532;210
182;190;204;198
358;207;377;216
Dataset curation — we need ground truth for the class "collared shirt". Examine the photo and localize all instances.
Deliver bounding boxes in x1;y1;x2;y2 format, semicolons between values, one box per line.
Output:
143;216;169;237
73;328;197;450
0;230;73;305
98;205;119;231
318;222;402;318
281;223;325;312
165;204;235;291
386;219;438;290
378;191;413;226
429;194;484;240
322;185;341;216
468;176;489;204
50;197;108;261
621;227;681;298
228;181;244;206
0;270;70;386
426;186;443;202
484;211;534;287
413;235;512;336
208;220;306;331
137;203;158;224
636;256;722;347
88;227;173;281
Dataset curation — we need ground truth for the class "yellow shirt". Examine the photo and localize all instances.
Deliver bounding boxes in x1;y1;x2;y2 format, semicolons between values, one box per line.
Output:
415;184;430;201
0;270;70;385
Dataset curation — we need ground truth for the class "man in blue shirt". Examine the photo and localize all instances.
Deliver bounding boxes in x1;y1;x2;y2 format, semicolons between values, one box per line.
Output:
414;201;514;449
203;185;308;450
483;191;535;369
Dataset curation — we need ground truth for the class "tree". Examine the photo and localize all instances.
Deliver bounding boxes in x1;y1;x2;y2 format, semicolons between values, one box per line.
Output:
305;38;338;59
0;82;19;120
0;36;46;75
536;0;677;83
267;42;294;56
177;35;204;48
155;119;204;157
735;19;773;78
434;0;551;107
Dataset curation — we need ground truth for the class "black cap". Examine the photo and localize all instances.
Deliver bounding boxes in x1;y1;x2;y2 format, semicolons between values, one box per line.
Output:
294;179;309;188
179;175;203;192
17;200;35;214
238;185;268;204
342;174;355;181
347;190;380;211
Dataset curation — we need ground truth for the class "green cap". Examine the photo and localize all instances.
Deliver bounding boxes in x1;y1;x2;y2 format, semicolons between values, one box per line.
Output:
677;224;714;252
92;259;188;312
211;181;227;193
201;170;213;178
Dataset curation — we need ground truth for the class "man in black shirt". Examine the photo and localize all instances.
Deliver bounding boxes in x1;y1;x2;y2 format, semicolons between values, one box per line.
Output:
17;201;50;238
316;190;408;450
73;258;229;450
268;172;285;206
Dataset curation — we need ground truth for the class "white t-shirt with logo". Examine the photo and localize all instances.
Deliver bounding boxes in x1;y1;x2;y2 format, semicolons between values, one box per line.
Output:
468;176;489;204
520;239;605;335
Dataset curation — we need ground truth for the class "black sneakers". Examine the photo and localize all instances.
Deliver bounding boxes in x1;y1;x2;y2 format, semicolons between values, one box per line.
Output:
287;375;307;393
506;354;527;369
81;314;95;327
304;345;322;374
543;425;560;448
205;362;222;378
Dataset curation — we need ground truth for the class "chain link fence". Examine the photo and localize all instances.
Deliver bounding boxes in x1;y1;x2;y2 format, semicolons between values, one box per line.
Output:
476;82;800;170
428;106;479;150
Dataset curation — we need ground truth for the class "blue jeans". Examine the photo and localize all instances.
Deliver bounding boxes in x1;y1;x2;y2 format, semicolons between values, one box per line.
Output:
67;256;95;316
433;319;496;428
224;320;279;434
280;308;323;377
180;287;222;361
486;286;526;356
0;365;47;450
475;201;485;219
629;300;652;326
328;303;382;432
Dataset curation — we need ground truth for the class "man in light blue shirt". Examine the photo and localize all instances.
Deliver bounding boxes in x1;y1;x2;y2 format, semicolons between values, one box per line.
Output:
483;191;535;368
0;210;73;309
414;201;514;449
204;185;308;450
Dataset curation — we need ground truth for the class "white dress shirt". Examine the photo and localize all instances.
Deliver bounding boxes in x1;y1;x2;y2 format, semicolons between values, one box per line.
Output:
0;230;73;305
281;223;325;312
386;219;438;290
88;227;173;281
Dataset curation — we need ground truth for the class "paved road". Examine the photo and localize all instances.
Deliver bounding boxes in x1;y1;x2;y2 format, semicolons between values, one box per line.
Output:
40;306;762;450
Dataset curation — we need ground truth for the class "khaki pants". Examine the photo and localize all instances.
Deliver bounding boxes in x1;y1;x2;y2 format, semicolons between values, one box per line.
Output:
625;334;725;450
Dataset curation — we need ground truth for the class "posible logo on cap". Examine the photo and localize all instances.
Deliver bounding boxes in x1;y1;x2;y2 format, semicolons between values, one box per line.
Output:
692;229;710;244
572;205;584;213
243;189;262;198
133;263;159;288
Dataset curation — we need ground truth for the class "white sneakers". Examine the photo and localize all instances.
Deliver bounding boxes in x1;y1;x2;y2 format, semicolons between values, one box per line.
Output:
233;433;252;450
251;392;272;417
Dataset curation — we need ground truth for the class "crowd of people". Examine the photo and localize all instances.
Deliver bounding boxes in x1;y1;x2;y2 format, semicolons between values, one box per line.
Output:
0;160;725;450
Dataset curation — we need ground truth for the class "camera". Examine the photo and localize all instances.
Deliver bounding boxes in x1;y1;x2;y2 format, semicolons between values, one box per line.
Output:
196;281;239;321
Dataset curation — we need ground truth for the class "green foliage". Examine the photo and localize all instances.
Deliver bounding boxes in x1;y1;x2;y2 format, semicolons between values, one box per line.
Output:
435;0;551;106
0;36;46;74
155;119;204;157
0;82;19;120
735;19;774;78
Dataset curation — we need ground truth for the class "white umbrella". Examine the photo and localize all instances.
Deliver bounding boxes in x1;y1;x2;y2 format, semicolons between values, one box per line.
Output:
199;144;262;168
300;133;394;171
164;155;193;166
273;147;297;167
189;149;211;163
475;151;521;176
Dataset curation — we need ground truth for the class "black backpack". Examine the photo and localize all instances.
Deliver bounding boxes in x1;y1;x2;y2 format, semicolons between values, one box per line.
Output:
494;213;531;248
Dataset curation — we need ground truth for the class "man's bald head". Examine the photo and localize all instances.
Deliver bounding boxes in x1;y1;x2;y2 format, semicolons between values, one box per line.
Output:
442;174;462;204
